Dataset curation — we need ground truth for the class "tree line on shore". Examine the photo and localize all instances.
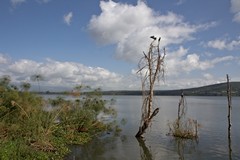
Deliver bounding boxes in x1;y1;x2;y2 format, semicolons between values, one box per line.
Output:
101;82;240;96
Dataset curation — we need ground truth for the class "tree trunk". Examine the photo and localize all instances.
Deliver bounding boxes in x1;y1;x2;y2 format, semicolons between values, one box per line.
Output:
135;108;159;137
135;36;165;138
226;74;232;160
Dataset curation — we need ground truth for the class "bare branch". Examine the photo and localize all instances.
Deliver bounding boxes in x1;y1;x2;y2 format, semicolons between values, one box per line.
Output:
136;36;166;138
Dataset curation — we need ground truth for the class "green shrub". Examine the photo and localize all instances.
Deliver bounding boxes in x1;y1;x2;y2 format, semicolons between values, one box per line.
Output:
0;81;118;159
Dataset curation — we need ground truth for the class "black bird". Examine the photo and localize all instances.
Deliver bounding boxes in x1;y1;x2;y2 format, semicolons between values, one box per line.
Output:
150;36;156;40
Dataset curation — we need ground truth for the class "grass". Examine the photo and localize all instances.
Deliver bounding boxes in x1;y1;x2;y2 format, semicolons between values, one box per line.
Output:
0;84;118;159
168;118;198;139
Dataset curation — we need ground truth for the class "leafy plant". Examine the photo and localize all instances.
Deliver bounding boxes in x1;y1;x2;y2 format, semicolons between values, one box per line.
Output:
0;76;119;159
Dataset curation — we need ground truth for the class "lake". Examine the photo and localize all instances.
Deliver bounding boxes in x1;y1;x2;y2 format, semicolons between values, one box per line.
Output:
65;95;240;160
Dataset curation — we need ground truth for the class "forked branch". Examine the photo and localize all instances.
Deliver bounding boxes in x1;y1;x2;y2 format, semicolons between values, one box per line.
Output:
135;36;165;138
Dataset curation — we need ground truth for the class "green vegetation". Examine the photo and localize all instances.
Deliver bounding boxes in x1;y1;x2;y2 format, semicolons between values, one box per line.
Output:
0;76;118;159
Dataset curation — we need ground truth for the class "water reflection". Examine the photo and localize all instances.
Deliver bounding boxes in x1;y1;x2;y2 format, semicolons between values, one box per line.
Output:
228;130;232;160
65;134;119;160
63;96;240;160
136;138;153;160
174;138;198;160
176;139;185;160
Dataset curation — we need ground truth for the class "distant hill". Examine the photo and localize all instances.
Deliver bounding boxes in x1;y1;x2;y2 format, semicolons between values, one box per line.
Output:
102;82;240;96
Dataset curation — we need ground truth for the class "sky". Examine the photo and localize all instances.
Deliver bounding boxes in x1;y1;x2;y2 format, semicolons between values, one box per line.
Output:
0;0;240;91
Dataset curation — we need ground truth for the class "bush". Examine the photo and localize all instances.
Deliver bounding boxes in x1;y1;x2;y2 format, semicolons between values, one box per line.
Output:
0;82;118;159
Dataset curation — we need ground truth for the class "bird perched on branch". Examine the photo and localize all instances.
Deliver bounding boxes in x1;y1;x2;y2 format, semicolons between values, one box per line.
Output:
150;36;157;40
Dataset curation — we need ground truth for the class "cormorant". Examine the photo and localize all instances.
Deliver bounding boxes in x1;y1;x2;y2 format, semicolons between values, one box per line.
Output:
150;36;156;40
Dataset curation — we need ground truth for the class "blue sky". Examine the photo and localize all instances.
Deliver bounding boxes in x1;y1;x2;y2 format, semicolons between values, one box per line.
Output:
0;0;240;91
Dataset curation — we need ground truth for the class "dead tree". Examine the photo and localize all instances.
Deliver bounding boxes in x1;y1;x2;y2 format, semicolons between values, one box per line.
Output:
170;92;198;138
135;36;165;138
226;74;232;136
177;92;186;129
226;74;232;160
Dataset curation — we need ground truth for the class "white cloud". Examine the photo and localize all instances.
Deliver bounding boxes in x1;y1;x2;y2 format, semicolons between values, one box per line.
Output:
230;0;240;23
89;1;155;45
175;0;186;5
165;46;234;76
2;58;123;90
37;0;51;3
233;12;240;23
203;73;214;80
207;38;240;50
0;54;10;76
207;39;226;50
11;0;52;8
88;1;213;63
63;12;73;26
11;0;26;7
129;45;236;90
161;76;226;90
0;54;9;64
0;53;237;91
230;0;240;13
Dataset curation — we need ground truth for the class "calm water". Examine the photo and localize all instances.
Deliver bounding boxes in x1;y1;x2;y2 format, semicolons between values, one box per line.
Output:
65;96;240;160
